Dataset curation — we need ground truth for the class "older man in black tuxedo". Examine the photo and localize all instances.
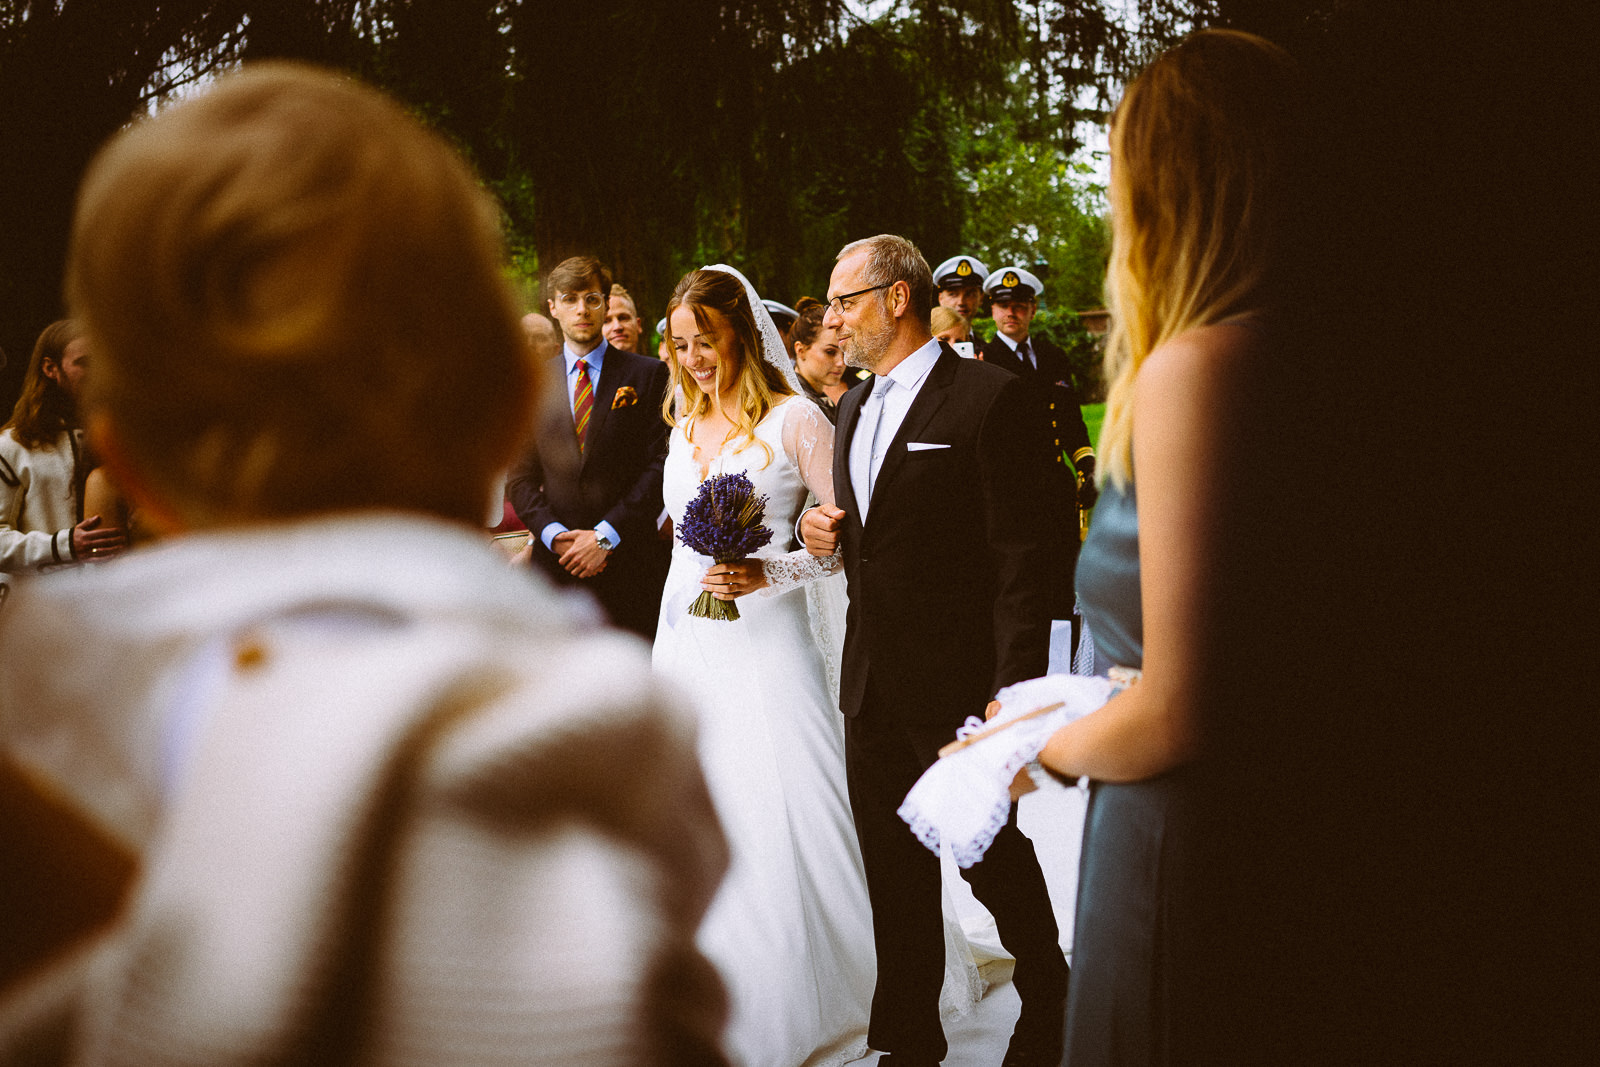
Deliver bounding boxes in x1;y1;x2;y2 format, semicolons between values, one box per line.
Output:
802;235;1071;1066
508;256;670;639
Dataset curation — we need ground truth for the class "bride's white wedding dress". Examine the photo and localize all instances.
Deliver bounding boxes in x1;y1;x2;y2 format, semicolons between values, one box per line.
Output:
653;395;979;1066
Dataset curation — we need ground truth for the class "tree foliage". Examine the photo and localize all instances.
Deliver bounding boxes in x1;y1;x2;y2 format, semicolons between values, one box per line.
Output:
0;0;1190;403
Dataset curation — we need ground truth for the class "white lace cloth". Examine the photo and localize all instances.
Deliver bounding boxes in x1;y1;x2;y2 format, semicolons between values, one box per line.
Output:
899;673;1116;868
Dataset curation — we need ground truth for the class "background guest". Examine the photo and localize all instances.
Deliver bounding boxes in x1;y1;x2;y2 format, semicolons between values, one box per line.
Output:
1;319;124;583
980;266;1097;654
929;306;975;356
788;296;847;423
508;255;672;639
655;316;673;362
80;464;146;549
604;282;646;354
932;254;989;321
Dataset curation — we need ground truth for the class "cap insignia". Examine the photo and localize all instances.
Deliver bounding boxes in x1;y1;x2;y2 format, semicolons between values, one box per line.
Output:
956;260;972;276
1003;271;1019;287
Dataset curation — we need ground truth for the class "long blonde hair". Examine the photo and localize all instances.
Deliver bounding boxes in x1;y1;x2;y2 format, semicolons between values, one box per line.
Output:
1099;30;1299;486
662;269;793;468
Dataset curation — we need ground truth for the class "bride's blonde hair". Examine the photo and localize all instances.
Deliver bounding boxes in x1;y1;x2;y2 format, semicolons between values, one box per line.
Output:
1098;30;1298;487
662;269;793;468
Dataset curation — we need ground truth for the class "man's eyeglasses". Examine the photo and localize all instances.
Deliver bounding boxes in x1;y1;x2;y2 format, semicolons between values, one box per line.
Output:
556;291;607;311
826;283;892;316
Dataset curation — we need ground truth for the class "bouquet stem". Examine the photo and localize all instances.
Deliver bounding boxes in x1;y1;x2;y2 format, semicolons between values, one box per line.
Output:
689;589;741;621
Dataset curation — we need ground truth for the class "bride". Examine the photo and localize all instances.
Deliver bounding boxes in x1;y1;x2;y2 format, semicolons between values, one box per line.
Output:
652;266;978;1066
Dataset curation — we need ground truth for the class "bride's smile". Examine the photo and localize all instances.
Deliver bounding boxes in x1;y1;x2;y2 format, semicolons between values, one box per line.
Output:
669;303;743;400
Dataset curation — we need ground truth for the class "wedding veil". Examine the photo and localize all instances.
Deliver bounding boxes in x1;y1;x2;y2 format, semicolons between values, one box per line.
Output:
702;263;804;395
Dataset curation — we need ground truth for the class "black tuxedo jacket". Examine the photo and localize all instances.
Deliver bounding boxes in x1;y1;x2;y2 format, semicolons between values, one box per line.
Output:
833;344;1067;721
507;344;670;636
981;334;1094;617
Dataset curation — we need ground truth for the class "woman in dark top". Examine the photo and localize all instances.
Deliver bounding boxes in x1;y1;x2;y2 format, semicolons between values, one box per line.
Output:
1036;30;1301;1066
786;297;847;423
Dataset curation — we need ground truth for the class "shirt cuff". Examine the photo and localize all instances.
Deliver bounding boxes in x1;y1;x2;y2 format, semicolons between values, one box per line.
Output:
539;523;568;552
794;506;817;546
595;520;622;549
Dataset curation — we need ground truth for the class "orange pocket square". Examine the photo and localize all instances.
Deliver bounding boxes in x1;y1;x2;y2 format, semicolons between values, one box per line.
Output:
611;386;638;409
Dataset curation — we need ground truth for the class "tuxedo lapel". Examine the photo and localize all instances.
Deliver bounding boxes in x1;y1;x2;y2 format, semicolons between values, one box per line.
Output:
869;348;958;502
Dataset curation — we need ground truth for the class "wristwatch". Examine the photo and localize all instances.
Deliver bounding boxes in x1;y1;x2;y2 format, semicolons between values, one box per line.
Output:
595;532;615;553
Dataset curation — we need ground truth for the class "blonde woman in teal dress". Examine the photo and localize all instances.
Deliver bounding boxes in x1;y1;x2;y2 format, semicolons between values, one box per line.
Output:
1036;29;1304;1066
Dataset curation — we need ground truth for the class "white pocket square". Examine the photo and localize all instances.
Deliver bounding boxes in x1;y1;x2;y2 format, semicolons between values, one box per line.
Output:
906;442;951;451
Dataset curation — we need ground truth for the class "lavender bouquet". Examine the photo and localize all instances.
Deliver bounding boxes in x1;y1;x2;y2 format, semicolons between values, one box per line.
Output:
677;471;773;621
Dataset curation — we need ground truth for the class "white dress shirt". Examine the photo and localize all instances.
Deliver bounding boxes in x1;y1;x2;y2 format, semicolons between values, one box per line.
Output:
849;338;942;520
992;330;1034;369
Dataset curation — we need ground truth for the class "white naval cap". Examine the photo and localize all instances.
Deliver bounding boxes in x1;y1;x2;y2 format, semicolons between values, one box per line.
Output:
932;255;989;289
983;265;1043;301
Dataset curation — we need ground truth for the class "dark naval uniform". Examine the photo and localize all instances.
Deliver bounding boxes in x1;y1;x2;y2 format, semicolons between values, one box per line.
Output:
982;267;1098;627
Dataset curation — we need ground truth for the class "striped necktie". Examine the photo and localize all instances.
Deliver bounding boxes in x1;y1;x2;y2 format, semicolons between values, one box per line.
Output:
573;359;594;450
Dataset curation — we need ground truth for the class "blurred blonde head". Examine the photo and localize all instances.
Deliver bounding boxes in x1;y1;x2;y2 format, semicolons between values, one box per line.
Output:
1099;30;1299;486
67;62;534;528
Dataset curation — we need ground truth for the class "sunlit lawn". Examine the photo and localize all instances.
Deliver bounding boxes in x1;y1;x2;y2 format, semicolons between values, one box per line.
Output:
1082;402;1105;448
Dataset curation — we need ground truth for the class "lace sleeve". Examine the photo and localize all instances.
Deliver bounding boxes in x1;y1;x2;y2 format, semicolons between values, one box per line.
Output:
780;396;838;507
760;399;842;596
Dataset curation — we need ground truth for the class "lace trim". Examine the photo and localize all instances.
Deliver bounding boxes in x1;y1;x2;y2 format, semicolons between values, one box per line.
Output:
806;1035;869;1067
758;550;841;596
900;750;1030;869
897;674;1115;868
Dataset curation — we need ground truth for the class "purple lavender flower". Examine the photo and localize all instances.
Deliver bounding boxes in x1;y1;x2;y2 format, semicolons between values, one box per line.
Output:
677;471;773;620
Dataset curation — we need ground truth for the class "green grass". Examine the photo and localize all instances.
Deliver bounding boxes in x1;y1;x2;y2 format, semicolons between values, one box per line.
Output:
1082;403;1105;448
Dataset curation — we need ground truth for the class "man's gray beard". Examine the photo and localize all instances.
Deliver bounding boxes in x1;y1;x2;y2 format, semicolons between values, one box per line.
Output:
842;315;893;372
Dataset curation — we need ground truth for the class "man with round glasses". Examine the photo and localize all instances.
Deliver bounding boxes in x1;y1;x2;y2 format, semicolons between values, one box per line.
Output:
508;255;671;638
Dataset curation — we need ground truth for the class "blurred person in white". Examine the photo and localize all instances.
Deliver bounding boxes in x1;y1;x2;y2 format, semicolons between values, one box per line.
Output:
1;319;126;585
0;62;728;1066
